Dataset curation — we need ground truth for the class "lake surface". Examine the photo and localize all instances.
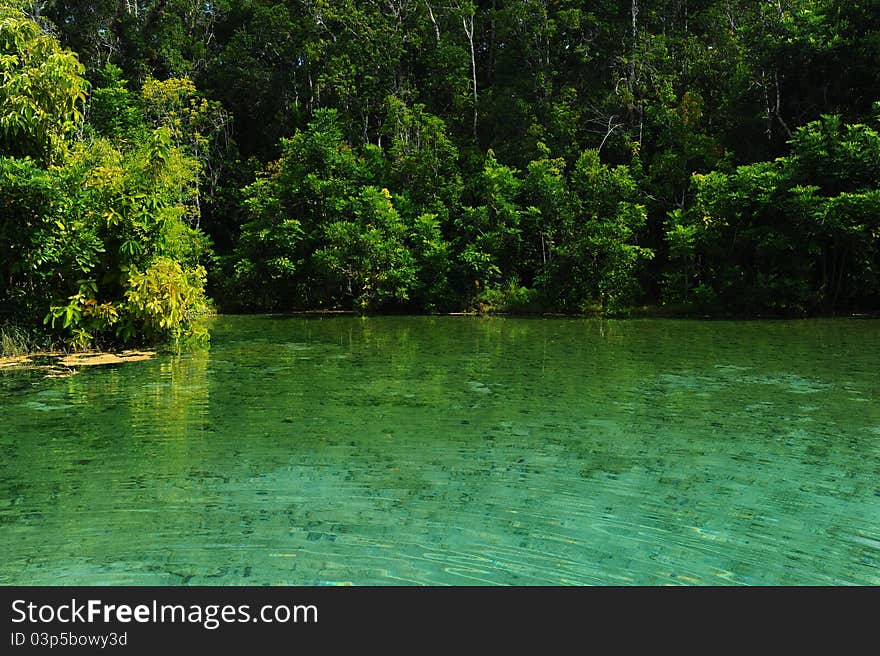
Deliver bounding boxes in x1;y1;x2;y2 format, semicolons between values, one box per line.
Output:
1;316;878;585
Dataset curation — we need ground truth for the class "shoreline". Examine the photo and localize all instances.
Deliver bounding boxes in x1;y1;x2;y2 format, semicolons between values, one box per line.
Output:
0;350;156;376
3;310;876;363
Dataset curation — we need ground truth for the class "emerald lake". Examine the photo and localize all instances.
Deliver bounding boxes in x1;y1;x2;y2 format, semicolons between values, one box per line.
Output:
1;315;878;585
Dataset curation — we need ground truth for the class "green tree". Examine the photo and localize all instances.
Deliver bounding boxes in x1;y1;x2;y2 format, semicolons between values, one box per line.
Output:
0;3;88;162
315;186;417;312
0;8;211;347
227;109;364;309
665;111;880;314
455;150;522;296
542;150;653;313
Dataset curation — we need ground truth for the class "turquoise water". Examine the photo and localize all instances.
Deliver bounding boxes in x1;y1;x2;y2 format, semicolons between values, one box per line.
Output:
1;316;878;585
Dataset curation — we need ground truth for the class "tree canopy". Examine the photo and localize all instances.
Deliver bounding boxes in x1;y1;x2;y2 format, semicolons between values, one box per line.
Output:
2;1;880;348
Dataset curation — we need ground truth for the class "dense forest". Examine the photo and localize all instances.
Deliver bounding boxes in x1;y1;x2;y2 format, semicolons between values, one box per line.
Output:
1;0;879;349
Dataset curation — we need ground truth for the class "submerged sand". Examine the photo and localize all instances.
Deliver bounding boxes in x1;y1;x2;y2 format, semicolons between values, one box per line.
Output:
0;350;155;376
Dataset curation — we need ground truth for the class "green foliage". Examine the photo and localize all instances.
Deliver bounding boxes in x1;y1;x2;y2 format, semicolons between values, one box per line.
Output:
664;113;880;314
26;129;211;346
537;150;653;313
87;64;144;142
0;322;56;356
0;9;211;348
407;212;454;312
228;109;451;313
315;187;417;312
124;257;210;342
382;96;463;220
473;281;542;315
5;0;880;322
140;75;231;181
455;151;522;293
226;109;361;310
0;4;88;162
788;115;880;195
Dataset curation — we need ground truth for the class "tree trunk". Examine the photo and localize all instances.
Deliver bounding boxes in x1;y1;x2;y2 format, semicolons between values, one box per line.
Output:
462;10;478;143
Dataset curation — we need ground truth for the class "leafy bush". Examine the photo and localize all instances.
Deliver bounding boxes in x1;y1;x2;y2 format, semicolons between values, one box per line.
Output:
123;258;210;342
0;8;213;349
664;113;880;314
0;4;88;163
473;282;542;314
